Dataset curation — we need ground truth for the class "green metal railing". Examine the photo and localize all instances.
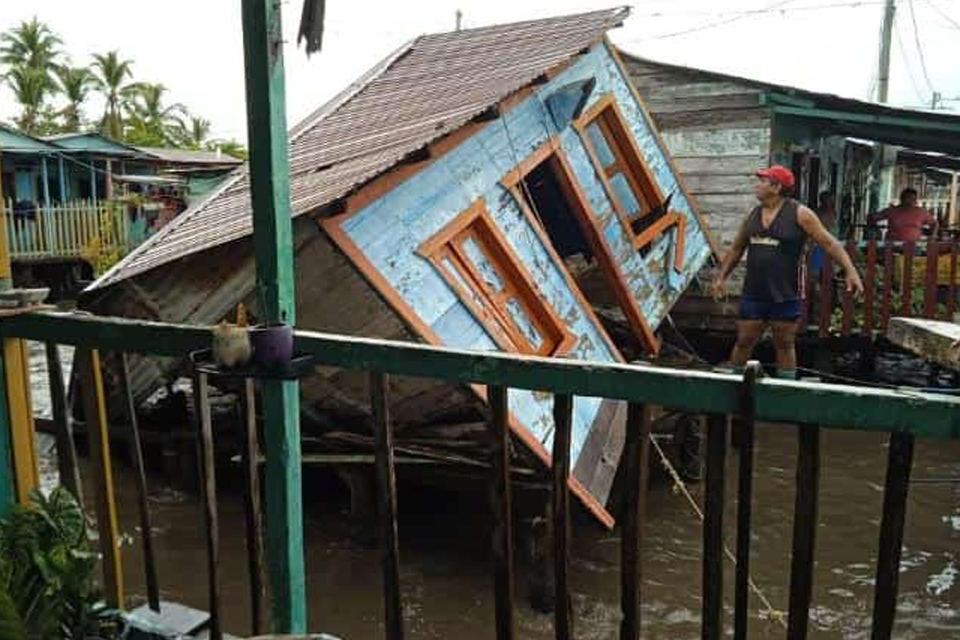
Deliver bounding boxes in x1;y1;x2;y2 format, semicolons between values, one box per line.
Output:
0;310;958;640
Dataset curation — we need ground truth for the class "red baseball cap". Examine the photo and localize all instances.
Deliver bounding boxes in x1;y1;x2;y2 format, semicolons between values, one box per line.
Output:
757;165;795;188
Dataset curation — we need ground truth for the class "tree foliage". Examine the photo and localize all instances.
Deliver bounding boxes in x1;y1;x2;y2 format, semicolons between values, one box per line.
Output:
0;487;123;640
0;18;246;158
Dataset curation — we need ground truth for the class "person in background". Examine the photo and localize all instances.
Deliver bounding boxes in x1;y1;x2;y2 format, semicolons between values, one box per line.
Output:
712;166;863;378
867;187;937;242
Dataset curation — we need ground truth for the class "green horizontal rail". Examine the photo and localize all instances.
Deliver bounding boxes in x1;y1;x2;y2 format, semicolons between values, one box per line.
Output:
2;311;960;439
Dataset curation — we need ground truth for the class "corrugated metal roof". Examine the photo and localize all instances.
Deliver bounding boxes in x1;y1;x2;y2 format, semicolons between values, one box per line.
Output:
90;7;629;291
42;132;144;156
135;146;244;166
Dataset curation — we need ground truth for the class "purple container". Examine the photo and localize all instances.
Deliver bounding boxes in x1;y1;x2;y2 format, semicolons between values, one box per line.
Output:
249;323;294;368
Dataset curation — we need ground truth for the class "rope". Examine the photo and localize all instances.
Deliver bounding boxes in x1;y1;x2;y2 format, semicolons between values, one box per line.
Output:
648;431;789;628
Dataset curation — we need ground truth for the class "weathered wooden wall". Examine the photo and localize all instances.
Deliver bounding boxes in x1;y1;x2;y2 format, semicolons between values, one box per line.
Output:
81;217;477;431
621;56;772;261
337;43;714;479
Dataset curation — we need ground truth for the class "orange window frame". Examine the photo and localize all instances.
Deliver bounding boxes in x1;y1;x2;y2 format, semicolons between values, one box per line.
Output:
419;198;575;357
574;93;681;254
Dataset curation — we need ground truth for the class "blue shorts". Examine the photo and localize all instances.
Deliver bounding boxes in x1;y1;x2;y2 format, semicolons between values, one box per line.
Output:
739;297;801;321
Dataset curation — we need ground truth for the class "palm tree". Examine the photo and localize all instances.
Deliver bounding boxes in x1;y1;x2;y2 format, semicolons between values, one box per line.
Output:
55;66;93;132
0;17;62;80
180;116;211;149
123;82;186;146
1;18;63;134
91;50;134;140
4;65;56;133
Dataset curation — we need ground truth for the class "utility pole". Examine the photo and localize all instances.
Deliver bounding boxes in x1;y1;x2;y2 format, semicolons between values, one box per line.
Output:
871;0;897;213
455;9;463;31
877;0;896;104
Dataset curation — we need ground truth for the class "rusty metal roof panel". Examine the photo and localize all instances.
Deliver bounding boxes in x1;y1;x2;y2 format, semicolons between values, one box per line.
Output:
90;7;629;290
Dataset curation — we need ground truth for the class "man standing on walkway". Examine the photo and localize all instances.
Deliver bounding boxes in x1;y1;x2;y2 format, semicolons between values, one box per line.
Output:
712;165;864;377
867;187;937;242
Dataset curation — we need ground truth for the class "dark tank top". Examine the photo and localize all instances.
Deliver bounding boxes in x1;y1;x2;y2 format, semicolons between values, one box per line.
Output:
742;198;807;303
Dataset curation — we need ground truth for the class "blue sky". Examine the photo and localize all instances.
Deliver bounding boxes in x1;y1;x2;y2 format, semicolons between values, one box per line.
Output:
1;0;958;143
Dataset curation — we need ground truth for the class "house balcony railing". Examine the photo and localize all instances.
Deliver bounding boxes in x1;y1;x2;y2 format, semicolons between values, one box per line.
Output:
2;198;132;264
0;310;957;640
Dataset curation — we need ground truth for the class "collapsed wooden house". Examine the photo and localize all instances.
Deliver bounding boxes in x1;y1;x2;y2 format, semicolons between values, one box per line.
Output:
80;7;716;525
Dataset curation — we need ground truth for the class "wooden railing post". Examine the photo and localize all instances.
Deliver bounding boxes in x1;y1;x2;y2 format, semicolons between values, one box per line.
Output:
3;338;38;505
786;424;820;640
75;348;123;608
488;385;515;640
734;363;761;640
192;371;222;640
118;353;160;612
371;372;404;640
45;343;83;506
702;413;727;640
870;432;915;640
552;394;573;640
620;402;652;640
239;379;266;635
240;0;307;630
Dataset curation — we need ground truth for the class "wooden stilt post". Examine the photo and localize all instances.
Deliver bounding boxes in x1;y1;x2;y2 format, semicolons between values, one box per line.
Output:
240;0;306;632
0;138;16;517
4;338;38;504
75;348;123;608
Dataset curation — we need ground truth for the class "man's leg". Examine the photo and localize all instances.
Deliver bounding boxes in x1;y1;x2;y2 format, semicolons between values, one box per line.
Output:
730;320;764;366
771;320;799;377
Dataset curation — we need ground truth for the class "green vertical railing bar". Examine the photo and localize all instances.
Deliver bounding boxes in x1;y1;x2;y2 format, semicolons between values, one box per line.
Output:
240;0;306;633
0;350;15;518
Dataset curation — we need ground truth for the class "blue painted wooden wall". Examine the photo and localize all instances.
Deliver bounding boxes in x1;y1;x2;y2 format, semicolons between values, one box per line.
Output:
340;42;713;467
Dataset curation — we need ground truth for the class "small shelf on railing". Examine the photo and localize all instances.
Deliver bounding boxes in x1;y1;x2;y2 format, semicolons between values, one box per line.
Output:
189;349;315;380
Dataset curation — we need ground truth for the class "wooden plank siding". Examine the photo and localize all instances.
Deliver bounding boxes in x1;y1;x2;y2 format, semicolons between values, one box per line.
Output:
621;55;772;328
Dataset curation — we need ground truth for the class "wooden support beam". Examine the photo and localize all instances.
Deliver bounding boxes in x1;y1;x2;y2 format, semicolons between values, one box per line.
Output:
552;394;573;640
787;424;820;640
371;372;404;640
881;243;895;332
3;339;38;504
702;413;727;640
870;432;914;640
240;0;307;631
240;379;266;636
734;363;760;640
45;343;83;510
923;242;939;319
75;348;123;608
193;372;222;640
119;352;160;612
864;240;877;336
488;385;515;640
620;402;652;640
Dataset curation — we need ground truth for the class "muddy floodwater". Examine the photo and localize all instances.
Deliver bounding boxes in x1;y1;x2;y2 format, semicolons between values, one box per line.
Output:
30;342;960;640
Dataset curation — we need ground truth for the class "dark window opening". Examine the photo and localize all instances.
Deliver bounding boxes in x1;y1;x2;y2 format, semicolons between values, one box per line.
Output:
515;156;639;354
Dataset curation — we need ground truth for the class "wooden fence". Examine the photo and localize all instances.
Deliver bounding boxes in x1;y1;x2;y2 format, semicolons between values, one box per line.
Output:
2;199;131;263
805;239;960;338
2;311;959;640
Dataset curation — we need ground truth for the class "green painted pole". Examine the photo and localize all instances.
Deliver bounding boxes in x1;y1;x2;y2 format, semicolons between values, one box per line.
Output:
240;0;306;633
0;348;14;518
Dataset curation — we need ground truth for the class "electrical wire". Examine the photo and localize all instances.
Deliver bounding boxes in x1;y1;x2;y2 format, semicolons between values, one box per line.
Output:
907;0;938;95
629;0;799;42
894;21;931;104
625;0;889;42
922;0;960;30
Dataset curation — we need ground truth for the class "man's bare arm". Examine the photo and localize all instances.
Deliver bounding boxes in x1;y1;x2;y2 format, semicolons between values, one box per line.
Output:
711;216;751;298
797;206;864;294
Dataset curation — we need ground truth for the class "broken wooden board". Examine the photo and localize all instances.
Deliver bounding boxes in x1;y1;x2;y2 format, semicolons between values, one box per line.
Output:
887;317;960;372
125;600;209;638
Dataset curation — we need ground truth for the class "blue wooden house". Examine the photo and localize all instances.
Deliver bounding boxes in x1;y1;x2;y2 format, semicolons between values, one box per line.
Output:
84;7;716;525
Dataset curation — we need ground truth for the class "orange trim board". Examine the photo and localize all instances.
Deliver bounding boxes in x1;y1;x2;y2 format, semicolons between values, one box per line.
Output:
604;37;722;261
499;134;660;354
417;197;576;358
320;216;616;528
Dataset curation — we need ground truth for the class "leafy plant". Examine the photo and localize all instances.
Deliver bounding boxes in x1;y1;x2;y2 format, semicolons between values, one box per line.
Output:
0;487;122;640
